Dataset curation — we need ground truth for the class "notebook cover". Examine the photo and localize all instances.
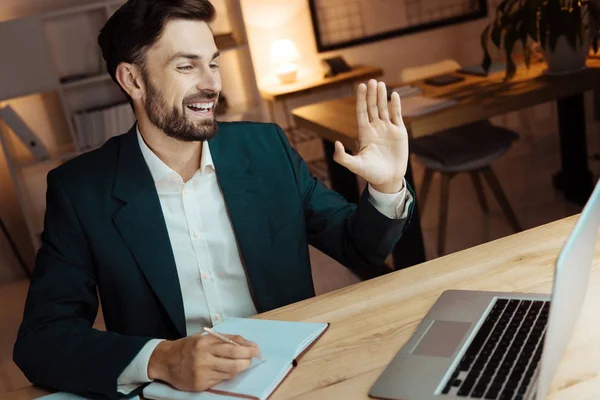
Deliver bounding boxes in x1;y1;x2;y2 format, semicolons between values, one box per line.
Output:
205;323;330;400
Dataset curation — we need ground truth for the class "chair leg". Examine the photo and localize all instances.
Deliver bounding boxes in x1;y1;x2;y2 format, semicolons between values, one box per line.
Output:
438;173;453;256
470;172;489;214
419;168;434;215
481;167;523;232
0;218;30;279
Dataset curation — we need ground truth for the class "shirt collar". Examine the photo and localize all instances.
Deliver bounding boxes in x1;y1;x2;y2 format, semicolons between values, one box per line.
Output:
137;124;215;184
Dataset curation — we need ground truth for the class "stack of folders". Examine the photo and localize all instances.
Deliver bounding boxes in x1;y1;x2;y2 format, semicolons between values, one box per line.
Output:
73;102;136;151
143;318;329;400
389;84;424;98
389;84;457;117
401;96;458;118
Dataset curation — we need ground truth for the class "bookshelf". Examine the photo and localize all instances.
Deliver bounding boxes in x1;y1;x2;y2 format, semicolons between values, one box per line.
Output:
0;0;264;255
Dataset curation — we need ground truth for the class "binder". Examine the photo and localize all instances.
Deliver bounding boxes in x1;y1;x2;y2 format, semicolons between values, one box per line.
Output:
0;105;49;161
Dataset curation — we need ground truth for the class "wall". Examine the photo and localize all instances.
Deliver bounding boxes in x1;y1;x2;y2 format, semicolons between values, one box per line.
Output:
240;0;503;111
0;0;85;283
0;0;252;284
0;0;115;283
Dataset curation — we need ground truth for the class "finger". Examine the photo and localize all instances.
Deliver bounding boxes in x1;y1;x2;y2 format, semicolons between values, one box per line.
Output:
224;334;258;348
377;82;390;121
212;342;261;360
366;79;379;122
390;91;404;127
356;83;368;128
333;141;361;175
212;356;252;375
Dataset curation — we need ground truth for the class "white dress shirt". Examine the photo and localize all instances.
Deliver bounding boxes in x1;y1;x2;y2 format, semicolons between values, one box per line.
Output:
117;126;413;393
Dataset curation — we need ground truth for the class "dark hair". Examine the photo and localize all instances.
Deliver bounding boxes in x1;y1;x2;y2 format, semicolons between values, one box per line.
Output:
98;0;216;106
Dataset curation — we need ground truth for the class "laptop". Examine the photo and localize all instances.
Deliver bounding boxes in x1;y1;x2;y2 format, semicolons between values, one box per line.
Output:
370;179;600;400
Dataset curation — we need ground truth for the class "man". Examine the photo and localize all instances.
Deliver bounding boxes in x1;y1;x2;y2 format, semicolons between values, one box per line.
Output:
14;0;414;399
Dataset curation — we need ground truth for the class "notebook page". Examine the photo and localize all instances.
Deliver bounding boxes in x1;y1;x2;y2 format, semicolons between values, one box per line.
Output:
144;318;328;400
295;326;328;357
143;382;241;400
209;358;293;399
144;360;291;400
212;318;328;360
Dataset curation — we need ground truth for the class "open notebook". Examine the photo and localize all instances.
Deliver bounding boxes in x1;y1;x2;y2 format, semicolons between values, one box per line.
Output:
143;318;329;400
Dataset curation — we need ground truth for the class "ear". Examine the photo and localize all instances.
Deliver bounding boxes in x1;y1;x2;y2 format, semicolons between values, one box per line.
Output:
115;62;145;101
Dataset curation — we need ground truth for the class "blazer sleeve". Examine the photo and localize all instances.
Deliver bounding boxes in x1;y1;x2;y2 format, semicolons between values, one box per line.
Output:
13;170;154;400
273;124;415;275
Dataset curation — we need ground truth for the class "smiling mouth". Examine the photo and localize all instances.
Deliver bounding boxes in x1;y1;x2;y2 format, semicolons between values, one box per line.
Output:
186;101;215;115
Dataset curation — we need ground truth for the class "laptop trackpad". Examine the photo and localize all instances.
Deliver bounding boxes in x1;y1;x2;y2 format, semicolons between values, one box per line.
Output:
411;320;471;358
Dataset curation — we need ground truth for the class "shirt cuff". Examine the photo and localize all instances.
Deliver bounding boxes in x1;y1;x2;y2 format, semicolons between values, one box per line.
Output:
367;178;413;219
117;338;164;395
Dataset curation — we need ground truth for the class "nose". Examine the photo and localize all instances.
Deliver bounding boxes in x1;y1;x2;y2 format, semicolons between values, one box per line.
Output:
197;68;220;93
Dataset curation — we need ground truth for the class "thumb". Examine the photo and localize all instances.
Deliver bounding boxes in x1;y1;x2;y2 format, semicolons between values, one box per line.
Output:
333;141;361;175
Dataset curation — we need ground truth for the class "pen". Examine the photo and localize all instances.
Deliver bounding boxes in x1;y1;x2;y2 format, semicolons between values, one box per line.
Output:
203;327;264;360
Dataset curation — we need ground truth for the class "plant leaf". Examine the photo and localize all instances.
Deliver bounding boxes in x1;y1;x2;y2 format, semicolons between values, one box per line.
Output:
587;1;600;31
491;24;503;48
539;6;548;50
504;30;519;80
524;43;533;68
481;25;493;72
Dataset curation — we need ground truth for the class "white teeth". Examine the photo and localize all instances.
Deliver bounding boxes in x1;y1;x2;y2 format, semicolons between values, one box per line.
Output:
189;102;214;109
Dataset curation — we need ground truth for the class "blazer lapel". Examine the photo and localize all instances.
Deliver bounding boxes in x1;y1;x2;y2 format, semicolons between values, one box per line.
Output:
209;126;272;311
112;128;186;337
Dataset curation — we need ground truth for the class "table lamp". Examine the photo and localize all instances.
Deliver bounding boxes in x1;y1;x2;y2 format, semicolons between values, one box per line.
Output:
270;39;301;84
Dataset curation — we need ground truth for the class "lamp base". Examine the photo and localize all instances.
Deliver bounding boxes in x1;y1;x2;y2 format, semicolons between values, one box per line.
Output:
277;69;297;84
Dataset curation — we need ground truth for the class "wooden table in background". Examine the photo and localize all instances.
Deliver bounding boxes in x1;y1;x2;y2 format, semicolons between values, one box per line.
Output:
292;57;600;206
5;214;600;399
259;65;383;137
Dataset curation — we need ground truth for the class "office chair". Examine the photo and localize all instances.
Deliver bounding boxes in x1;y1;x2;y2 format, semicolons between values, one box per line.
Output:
400;59;522;256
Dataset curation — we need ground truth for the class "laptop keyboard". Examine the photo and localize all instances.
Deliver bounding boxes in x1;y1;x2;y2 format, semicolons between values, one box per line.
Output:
442;298;550;400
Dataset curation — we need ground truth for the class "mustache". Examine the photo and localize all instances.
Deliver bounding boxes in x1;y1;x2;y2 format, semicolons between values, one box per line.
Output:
184;91;218;104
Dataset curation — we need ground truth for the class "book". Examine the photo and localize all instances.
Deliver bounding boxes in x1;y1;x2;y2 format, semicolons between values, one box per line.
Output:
143;318;329;400
457;61;524;77
388;84;423;100
401;95;458;117
72;102;135;151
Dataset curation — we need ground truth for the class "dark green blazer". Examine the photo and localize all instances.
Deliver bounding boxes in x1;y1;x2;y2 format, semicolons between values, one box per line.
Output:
14;122;414;399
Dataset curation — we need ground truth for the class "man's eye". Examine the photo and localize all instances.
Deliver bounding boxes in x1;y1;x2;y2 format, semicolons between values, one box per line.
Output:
210;64;219;69
178;65;193;71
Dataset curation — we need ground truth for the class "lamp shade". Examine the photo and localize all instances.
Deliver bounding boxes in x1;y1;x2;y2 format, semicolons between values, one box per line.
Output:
270;39;300;65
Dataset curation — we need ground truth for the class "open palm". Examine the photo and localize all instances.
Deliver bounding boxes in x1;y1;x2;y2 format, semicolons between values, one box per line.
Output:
333;79;409;194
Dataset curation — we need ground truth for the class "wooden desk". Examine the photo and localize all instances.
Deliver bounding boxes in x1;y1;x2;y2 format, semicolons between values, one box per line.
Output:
5;214;600;399
259;65;383;139
292;58;600;206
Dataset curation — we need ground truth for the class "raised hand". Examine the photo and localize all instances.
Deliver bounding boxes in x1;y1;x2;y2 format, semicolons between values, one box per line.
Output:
333;79;409;194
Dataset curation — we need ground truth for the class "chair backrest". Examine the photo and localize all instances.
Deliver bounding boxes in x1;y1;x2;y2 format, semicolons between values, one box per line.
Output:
399;59;461;83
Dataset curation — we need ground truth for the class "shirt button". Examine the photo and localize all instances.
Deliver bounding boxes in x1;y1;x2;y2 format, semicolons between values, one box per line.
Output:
202;272;210;280
194;231;200;238
214;313;221;322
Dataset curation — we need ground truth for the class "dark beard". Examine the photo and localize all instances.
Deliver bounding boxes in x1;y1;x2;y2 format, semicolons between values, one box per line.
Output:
143;75;219;142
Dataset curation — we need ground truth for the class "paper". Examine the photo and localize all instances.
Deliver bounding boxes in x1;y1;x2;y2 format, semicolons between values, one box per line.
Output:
400;95;458;117
39;393;139;400
144;318;328;400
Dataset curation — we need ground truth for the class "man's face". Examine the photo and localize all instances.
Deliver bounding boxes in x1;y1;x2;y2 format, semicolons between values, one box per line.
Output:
140;19;222;142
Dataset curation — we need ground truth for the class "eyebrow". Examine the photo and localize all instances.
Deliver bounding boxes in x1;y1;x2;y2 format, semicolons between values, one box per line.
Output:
168;50;220;63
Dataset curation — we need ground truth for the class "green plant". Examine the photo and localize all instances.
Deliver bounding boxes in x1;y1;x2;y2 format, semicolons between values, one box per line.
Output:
481;0;600;80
